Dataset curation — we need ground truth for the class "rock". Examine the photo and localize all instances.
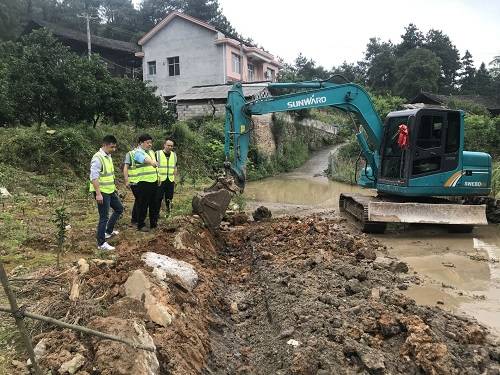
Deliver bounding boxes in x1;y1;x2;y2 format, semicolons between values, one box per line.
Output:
398;283;408;290
442;262;455;268
261;251;274;260
125;269;151;301
229;212;249;225
345;278;362;295
77;258;89;274
286;339;300;347
0;187;12;198
92;258;115;266
358;347;385;372
58;353;85;374
356;247;376;261
371;288;381;300
230;302;239;314
89;317;159;375
142;252;198;291
490;347;500;362
252;206;272;221
147;303;173;326
378;314;401;337
34;338;47;359
124;270;174;327
389;261;409;273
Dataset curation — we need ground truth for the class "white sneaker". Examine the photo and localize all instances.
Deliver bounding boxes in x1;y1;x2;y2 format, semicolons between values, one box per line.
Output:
98;242;115;251
105;230;119;239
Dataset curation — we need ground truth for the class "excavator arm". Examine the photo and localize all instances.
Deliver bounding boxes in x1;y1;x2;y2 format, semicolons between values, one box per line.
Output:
225;81;384;188
193;80;385;229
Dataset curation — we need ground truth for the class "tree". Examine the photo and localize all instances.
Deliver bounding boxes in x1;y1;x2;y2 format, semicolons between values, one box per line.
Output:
490;55;500;78
394;48;441;99
7;29;74;127
293;53;330;81
458;50;476;94
475;63;494;96
139;0;243;41
331;61;365;84
361;38;396;92
0;0;24;41
395;23;424;57
424;29;460;94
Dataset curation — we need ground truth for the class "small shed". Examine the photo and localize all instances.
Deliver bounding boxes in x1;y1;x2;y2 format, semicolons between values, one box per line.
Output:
410;92;500;116
172;83;270;120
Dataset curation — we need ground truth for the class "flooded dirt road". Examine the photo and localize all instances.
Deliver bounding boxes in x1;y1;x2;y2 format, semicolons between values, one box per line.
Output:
245;145;500;335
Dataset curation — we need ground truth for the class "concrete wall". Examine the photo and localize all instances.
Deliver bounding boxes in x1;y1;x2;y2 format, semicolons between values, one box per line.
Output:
142;17;224;98
177;101;226;121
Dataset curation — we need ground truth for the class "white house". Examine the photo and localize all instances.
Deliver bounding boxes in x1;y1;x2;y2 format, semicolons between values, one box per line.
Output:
136;11;282;100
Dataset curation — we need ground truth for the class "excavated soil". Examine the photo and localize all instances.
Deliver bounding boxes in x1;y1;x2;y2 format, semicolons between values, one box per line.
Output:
8;214;500;375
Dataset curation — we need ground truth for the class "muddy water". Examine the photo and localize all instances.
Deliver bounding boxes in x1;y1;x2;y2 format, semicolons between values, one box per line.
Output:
245;145;500;335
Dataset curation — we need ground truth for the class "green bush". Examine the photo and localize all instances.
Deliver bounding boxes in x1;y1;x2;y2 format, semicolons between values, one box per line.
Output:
464;115;500;157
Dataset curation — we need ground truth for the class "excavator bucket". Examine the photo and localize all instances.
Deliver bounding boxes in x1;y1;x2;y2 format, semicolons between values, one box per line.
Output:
192;175;241;230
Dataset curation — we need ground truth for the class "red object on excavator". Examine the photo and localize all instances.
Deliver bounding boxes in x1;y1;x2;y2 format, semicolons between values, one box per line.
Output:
397;124;409;149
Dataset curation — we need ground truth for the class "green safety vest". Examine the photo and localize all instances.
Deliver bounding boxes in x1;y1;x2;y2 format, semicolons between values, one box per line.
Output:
126;150;140;184
136;149;158;183
89;152;115;194
156;150;177;183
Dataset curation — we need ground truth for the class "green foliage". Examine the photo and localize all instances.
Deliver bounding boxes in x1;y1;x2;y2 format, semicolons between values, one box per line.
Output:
492;162;500;198
464;115;500;157
361;38;396;92
394;48;442;99
424;29;461;94
447;98;490;116
0;30;171;128
371;93;406;119
458;50;476;94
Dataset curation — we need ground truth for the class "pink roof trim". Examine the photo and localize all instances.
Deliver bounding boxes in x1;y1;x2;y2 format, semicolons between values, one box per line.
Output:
138;11;217;46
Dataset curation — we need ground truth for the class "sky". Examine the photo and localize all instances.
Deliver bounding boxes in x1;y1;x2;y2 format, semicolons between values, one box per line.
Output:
214;0;500;69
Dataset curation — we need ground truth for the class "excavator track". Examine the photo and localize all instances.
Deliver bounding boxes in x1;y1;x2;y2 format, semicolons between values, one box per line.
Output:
339;194;387;233
339;193;488;234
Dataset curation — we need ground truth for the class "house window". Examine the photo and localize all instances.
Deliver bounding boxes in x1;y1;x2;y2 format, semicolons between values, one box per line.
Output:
168;56;180;76
266;68;275;81
148;61;156;75
247;63;254;81
232;53;241;74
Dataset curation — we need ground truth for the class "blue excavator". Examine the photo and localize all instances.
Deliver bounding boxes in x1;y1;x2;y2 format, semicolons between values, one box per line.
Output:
192;79;492;233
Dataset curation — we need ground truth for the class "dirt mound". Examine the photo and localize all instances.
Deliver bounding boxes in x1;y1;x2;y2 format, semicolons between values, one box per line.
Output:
207;215;499;374
11;214;499;375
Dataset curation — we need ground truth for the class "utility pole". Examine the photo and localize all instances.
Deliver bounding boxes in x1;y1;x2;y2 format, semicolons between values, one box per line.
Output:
77;12;98;60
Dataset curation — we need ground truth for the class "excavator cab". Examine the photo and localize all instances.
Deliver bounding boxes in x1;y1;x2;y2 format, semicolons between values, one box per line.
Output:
378;107;490;197
379;108;461;187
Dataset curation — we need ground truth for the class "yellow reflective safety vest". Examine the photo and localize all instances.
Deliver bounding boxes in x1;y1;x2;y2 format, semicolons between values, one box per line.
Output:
156;150;177;183
89;152;115;194
126;150;140;184
135;149;158;183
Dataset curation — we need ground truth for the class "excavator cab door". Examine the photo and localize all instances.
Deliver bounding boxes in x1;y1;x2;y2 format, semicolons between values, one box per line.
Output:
379;114;413;185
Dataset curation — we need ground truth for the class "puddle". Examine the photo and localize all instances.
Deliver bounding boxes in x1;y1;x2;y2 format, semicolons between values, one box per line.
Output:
245;145;500;335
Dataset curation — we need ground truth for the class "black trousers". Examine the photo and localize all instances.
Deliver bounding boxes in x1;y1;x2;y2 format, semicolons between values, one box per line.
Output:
130;184;138;224
152;179;175;219
135;181;158;229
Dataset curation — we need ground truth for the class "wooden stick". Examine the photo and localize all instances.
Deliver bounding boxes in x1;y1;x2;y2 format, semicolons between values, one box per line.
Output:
0;305;156;352
0;262;43;375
